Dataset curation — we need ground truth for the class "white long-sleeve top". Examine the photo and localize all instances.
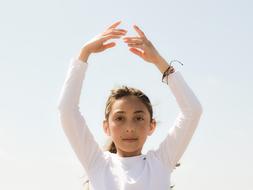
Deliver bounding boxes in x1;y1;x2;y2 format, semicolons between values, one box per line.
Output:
57;58;203;190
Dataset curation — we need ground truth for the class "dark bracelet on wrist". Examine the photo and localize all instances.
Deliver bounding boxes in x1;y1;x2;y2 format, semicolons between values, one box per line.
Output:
162;60;184;84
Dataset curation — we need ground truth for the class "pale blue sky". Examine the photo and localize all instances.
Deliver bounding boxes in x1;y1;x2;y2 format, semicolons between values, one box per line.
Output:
0;0;252;189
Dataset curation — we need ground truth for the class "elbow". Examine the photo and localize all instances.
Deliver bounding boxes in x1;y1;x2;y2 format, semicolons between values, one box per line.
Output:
57;103;64;112
57;97;70;113
57;105;66;116
184;101;203;118
57;101;77;116
192;102;203;117
57;101;69;114
57;101;64;112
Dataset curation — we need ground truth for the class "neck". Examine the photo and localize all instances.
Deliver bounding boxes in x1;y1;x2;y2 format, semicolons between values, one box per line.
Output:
116;148;142;157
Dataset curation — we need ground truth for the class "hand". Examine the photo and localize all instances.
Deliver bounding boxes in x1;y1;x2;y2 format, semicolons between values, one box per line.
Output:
123;25;162;64
78;20;127;62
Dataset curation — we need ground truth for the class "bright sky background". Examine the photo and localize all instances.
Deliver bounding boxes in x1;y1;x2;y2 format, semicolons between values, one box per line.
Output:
0;0;252;189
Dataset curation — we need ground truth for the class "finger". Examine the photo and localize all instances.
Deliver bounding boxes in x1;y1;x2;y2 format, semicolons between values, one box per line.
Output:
113;28;128;33
129;48;144;58
103;29;127;37
127;43;144;49
123;38;143;44
103;42;116;49
110;30;127;35
107;20;122;30
123;37;140;40
133;25;147;39
101;35;123;42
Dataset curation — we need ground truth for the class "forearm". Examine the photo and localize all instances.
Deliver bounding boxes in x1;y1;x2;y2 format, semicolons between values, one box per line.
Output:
153;55;172;74
155;53;202;114
168;72;203;115
57;59;87;112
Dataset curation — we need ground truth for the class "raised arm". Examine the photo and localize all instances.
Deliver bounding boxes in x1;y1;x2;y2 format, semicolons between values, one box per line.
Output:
123;24;203;171
57;58;103;172
154;64;203;171
57;20;127;172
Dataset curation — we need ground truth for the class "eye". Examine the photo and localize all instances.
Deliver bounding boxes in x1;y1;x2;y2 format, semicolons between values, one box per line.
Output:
135;116;144;121
115;116;124;121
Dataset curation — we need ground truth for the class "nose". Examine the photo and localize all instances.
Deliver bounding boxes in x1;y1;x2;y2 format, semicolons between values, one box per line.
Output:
125;123;135;133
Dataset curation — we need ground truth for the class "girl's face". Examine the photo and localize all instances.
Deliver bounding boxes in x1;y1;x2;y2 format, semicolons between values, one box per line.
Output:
103;95;156;157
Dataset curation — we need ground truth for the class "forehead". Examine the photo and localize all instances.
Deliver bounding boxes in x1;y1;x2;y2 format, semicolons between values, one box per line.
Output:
111;96;148;114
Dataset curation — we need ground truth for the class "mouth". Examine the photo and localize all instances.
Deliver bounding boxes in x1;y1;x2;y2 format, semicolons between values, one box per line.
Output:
122;138;138;142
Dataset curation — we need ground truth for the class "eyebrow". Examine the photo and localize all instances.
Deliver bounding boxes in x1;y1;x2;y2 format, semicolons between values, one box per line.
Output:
114;110;145;114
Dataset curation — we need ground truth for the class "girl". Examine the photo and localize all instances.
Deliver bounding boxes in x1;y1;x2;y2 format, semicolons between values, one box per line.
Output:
57;20;203;190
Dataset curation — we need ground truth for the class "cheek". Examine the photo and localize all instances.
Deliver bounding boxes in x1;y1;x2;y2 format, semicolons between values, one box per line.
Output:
137;126;149;136
137;123;153;137
109;123;122;137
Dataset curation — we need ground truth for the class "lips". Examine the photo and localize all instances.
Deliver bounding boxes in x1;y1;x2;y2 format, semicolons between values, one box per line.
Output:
122;137;138;140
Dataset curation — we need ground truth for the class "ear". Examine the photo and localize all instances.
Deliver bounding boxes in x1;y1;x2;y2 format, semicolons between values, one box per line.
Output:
147;119;157;136
103;120;111;136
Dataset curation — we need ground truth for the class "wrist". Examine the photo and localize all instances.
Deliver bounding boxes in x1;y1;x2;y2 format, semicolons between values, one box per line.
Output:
78;47;91;63
154;56;171;74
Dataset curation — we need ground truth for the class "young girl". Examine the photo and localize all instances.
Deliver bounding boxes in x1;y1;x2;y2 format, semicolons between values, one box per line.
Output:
57;21;203;190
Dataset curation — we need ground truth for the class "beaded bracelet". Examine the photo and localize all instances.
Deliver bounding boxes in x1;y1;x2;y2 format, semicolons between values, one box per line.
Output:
162;60;184;84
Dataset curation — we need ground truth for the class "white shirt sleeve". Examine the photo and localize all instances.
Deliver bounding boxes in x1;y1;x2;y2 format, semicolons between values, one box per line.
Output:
153;71;203;171
57;58;104;173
